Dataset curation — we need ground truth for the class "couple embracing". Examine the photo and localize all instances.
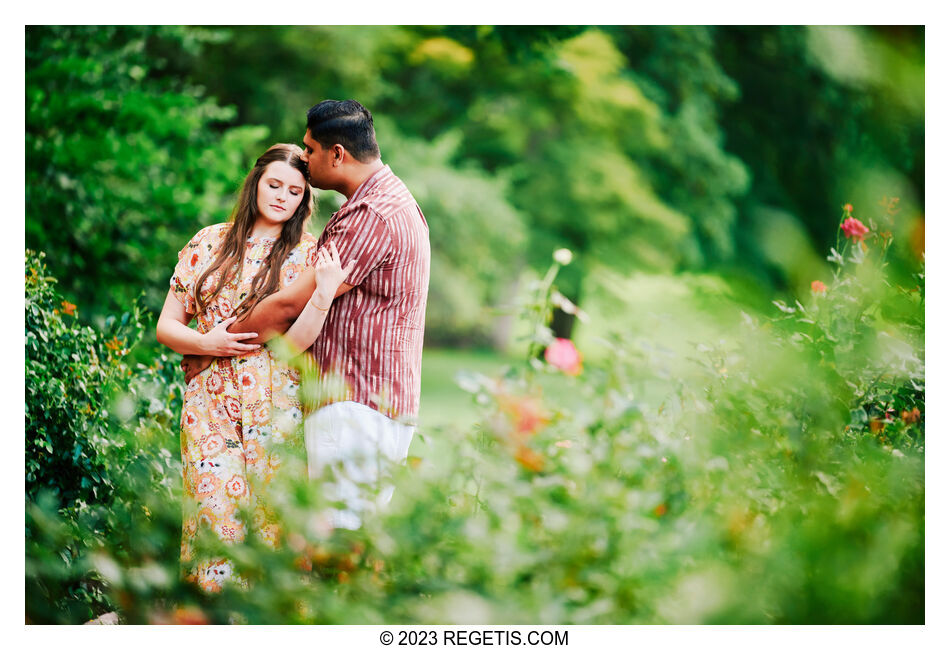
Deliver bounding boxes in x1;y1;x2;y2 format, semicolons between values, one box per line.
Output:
156;100;430;591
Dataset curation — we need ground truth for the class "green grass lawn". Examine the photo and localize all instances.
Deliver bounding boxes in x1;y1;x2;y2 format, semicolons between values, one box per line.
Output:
418;347;517;431
417;346;586;430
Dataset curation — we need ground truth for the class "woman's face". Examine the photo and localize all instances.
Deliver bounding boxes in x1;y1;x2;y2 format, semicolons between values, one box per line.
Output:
256;160;307;228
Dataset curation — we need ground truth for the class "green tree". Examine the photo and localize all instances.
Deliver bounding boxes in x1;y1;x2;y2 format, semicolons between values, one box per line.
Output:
610;26;751;267
26;26;265;323
714;26;924;284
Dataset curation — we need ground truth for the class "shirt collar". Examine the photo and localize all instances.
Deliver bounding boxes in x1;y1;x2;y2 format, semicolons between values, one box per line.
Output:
341;164;392;209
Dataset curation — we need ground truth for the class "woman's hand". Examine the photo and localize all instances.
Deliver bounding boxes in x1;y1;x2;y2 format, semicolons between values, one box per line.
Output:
311;241;356;308
282;242;355;353
201;316;261;356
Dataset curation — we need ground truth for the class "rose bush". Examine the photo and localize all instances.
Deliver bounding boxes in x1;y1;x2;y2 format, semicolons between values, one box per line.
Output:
26;250;184;623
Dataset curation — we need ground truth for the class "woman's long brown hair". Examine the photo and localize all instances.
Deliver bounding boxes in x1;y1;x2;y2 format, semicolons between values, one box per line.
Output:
193;144;313;319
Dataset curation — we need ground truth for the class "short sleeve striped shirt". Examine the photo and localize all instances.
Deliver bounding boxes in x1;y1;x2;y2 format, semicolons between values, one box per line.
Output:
311;165;430;422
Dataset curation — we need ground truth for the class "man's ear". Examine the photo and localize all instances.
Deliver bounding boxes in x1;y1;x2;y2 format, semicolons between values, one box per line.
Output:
332;144;346;165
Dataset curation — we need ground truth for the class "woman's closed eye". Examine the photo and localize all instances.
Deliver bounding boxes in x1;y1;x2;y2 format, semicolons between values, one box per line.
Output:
269;183;301;196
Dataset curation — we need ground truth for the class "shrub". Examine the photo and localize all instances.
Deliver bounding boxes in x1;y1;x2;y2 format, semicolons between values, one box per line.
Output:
26;249;183;623
26;250;144;510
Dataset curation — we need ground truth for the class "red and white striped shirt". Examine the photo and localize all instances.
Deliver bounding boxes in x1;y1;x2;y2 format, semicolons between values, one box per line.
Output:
311;165;430;422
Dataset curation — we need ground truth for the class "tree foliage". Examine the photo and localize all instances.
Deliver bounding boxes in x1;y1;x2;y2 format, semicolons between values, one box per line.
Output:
26;25;923;341
26;26;266;322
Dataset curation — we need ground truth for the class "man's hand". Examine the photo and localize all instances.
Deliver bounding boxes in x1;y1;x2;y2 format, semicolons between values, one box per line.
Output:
182;354;214;384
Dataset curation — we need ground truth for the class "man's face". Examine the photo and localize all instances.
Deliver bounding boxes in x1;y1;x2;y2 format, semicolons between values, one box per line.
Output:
302;130;334;190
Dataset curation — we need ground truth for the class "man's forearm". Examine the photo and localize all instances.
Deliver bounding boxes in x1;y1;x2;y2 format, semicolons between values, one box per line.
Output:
230;269;317;344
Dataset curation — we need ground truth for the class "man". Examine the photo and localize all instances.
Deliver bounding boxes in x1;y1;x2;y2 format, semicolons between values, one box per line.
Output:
184;100;430;528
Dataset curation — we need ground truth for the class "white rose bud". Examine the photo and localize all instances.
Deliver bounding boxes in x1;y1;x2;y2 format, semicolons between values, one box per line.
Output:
553;248;573;265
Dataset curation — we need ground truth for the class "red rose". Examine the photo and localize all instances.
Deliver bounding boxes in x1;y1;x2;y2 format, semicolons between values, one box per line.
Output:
841;217;869;242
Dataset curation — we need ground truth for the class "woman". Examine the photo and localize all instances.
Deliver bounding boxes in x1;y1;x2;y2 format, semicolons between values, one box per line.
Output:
156;143;352;592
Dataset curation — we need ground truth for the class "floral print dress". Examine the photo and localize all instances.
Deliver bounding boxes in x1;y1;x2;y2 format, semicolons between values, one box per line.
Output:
170;223;319;592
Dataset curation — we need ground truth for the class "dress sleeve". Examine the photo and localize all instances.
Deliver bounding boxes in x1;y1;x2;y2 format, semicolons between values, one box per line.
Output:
280;233;321;288
170;226;214;314
320;204;393;287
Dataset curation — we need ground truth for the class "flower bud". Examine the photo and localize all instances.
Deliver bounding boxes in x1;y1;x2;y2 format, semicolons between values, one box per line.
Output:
553;248;573;265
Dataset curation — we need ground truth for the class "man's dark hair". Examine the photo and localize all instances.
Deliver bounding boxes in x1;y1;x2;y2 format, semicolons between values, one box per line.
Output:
306;100;380;163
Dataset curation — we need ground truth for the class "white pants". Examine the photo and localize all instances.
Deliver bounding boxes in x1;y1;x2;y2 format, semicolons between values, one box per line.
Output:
304;401;415;530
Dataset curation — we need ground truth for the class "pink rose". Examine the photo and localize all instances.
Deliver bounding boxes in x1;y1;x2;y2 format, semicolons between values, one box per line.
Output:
841;217;869;242
544;338;582;376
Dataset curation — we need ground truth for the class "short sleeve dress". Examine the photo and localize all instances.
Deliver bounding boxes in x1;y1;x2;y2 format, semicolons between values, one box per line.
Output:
170;222;320;592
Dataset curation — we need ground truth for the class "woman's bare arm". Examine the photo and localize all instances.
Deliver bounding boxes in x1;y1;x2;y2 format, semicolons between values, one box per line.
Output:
283;243;356;353
180;251;357;382
181;274;315;383
156;290;260;356
228;268;317;344
181;270;318;382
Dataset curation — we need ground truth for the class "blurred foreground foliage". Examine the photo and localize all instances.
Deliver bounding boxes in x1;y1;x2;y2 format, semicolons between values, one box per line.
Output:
25;203;923;622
